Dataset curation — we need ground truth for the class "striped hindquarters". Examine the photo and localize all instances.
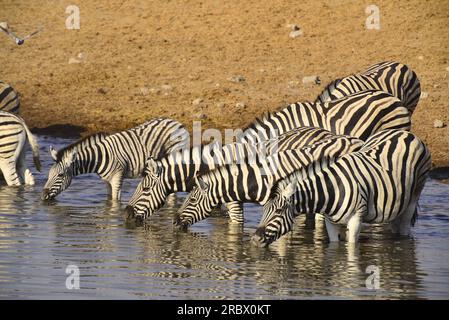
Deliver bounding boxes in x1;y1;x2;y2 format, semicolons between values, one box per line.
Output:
0;81;20;114
316;61;420;114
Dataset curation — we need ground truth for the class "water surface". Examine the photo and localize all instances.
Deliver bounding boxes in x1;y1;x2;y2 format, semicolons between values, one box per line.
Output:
0;135;448;299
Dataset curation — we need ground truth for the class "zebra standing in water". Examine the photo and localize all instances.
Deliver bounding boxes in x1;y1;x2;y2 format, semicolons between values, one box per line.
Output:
174;135;364;229
126;127;365;222
316;61;421;114
41;118;188;201
252;130;431;247
127;90;411;221
0;111;41;185
0;81;20;114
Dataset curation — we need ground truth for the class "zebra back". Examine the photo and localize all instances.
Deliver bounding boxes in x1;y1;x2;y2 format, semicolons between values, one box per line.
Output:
0;81;20;114
316;61;420;114
276;130;431;224
241;90;410;143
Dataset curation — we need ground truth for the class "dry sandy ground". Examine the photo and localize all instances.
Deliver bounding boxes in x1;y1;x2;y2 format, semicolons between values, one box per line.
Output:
1;0;449;166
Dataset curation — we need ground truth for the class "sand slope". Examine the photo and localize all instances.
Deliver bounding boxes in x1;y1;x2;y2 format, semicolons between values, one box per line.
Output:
1;0;448;166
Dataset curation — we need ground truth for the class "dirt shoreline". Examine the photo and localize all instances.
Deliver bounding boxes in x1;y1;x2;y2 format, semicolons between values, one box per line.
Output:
2;0;449;167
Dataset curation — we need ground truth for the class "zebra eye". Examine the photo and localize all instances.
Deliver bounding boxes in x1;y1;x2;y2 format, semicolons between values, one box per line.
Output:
57;173;64;178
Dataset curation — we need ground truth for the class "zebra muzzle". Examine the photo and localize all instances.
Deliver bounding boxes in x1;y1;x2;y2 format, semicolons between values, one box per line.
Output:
41;189;53;201
124;205;137;220
251;227;269;247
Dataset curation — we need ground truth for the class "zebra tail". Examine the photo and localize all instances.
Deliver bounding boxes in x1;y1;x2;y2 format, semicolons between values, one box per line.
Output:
22;119;41;172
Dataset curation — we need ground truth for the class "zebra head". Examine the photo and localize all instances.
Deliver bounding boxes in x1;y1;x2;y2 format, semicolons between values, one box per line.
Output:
125;157;167;221
252;181;297;247
42;146;77;200
173;174;216;230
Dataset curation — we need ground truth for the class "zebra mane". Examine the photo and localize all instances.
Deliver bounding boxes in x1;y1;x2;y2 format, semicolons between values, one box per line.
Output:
56;132;109;161
314;78;342;103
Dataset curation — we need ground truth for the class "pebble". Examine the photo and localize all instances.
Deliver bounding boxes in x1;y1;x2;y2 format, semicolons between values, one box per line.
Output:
418;55;424;60
289;28;303;38
97;88;107;94
228;75;246;83
151;88;162;94
216;102;225;108
139;87;150;96
420;92;429;99
192;98;203;106
161;84;173;91
302;75;321;85
434;119;445;128
236;102;246;109
446;66;449;72
288;81;300;88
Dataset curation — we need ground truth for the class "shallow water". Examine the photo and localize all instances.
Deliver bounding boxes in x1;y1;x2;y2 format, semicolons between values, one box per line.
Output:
0;135;448;299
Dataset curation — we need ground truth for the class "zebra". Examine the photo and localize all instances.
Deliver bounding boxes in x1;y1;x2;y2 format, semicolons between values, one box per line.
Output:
0;81;20;114
126;89;411;221
41;117;189;201
252;130;431;247
174;134;364;229
316;61;421;114
126;126;367;222
0;111;41;185
237;89;410;145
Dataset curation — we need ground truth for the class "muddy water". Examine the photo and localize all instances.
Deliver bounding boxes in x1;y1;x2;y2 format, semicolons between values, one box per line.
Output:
0;135;448;299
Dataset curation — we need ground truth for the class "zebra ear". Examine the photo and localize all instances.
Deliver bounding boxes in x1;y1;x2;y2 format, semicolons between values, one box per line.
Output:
281;181;296;199
194;173;208;191
49;146;58;162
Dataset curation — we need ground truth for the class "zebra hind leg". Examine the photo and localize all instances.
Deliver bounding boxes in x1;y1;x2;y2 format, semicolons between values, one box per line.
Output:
17;149;35;185
0;158;22;186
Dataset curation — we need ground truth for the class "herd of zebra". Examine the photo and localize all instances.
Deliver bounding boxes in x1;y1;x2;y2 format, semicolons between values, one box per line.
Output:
0;61;431;248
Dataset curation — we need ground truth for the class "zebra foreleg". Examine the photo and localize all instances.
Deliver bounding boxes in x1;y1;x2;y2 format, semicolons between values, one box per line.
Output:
223;201;244;223
324;218;342;242
346;211;363;243
106;173;124;201
165;193;177;207
0;159;21;186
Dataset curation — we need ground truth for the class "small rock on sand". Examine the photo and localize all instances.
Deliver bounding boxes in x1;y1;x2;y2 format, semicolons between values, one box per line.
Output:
236;102;246;109
420;92;429;99
192;98;203;106
228;75;246;83
434;119;445;128
302;75;321;85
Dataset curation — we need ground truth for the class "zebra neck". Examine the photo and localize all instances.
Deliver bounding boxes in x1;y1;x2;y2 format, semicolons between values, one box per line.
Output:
166;146;202;192
72;149;102;176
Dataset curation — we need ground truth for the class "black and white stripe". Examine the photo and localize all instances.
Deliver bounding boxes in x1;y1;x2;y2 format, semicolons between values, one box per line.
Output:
128;90;410;221
0;81;20;114
41;117;188;201
253;130;431;246
239;89;410;145
0;111;41;185
126;126;365;222
316;61;421;114
174;134;364;229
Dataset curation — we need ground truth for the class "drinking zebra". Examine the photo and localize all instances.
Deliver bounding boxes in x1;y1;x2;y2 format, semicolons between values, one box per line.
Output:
174;135;364;229
126;126;366;222
0;111;41;186
252;130;431;247
127;90;411;221
0;81;20;114
41;118;189;201
316;61;421;114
